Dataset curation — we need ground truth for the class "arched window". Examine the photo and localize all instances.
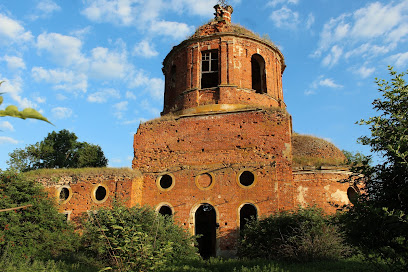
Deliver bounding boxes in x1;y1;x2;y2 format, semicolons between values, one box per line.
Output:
158;205;173;216
240;203;257;230
251;54;266;94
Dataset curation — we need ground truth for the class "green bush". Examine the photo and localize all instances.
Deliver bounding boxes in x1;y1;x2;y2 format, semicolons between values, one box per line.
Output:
0;170;80;261
238;206;352;262
81;203;197;271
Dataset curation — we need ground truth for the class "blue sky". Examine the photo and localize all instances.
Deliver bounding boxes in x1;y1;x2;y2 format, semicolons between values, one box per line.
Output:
1;0;407;169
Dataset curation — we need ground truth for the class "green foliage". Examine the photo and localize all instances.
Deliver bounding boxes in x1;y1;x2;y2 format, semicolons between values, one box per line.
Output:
238;206;352;262
81;203;197;271
7;129;108;172
0;80;52;124
340;67;408;270
342;150;371;166
0;170;80;261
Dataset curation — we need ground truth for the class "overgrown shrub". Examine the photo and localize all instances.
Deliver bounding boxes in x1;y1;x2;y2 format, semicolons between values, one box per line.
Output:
238;206;352;262
81;203;197;271
339;203;408;271
0;170;80;261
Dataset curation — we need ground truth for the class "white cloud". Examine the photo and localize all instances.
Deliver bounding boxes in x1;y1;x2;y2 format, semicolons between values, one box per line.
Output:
36;32;87;67
32;67;88;93
267;0;299;7
319;78;343;88
344;43;391;59
82;0;136;26
150;20;194;40
35;96;46;104
306;13;315;29
354;66;375;79
51;107;73;119
149;78;165;99
314;1;408;67
0;136;19;145
113;101;128;119
37;0;61;14
89;47;130;79
322;45;343;67
270;7;300;29
70;26;92;39
0;121;14;131
388;52;408;68
126;91;137;100
0;77;36;109
133;40;158;58
3;55;26;70
305;75;343;95
87;88;121;103
0;14;33;45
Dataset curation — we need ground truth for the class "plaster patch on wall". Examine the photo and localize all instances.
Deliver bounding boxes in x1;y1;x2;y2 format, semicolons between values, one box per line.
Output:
297;186;308;207
283;143;291;159
331;189;349;204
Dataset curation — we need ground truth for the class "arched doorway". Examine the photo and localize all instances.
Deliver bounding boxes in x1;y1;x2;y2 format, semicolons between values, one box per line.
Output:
195;203;217;259
240;203;257;231
251;54;266;94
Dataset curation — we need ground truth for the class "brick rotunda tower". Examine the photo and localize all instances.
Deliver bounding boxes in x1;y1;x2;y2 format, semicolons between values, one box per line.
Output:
132;4;294;258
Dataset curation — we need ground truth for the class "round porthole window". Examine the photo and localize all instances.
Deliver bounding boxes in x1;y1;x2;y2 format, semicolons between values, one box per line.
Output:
238;170;255;187
195;172;215;190
157;174;175;191
92;184;109;203
57;185;72;204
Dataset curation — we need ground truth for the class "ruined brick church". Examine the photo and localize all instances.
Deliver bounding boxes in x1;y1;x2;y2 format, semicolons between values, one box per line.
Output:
41;4;358;258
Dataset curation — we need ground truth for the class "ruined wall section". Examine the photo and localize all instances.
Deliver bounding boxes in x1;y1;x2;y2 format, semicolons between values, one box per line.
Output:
37;170;143;221
293;169;353;214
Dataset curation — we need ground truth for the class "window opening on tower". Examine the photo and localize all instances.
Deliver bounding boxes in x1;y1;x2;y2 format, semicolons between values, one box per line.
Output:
201;50;219;88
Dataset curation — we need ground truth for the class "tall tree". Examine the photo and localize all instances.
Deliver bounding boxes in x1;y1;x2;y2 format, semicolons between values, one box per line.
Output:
341;67;408;270
7;129;108;171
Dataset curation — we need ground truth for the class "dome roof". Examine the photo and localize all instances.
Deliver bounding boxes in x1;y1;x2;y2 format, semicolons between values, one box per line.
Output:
292;134;347;167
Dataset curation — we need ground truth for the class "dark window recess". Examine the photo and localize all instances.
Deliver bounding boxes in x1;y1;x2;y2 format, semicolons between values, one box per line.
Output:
170;65;176;89
201;51;219;88
159;205;173;216
195;204;217;259
239;171;255;187
240;204;257;230
95;186;107;201
160;174;173;189
251;54;267;94
59;187;70;201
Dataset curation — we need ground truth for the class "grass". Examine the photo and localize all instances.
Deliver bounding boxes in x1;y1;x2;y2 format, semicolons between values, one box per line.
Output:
22;167;141;180
158;257;374;272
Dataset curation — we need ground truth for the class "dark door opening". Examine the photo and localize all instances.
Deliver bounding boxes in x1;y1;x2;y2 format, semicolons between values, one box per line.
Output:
195;203;217;259
240;203;257;231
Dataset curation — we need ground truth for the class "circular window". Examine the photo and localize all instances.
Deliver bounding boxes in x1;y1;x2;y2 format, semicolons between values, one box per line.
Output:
57;186;72;204
158;205;173;216
92;184;109;203
238;170;255;187
195;173;215;190
157;174;175;191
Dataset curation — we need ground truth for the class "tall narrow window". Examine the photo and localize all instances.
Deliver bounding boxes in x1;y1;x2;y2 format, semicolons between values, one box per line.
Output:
201;50;219;88
251;54;267;94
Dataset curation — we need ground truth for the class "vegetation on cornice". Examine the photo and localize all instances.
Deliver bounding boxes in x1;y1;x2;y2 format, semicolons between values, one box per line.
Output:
23;167;141;179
